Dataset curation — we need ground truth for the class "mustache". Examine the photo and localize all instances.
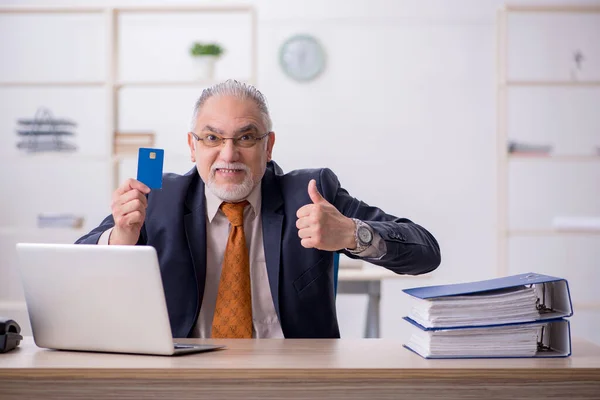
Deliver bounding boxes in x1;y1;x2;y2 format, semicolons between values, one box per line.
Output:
210;162;250;174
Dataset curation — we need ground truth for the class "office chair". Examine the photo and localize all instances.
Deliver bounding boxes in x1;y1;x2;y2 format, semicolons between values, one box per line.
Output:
333;252;340;296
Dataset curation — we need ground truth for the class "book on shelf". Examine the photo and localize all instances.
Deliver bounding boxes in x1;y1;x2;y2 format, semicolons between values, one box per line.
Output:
114;131;155;155
37;213;84;229
508;140;553;155
402;273;573;359
552;216;600;232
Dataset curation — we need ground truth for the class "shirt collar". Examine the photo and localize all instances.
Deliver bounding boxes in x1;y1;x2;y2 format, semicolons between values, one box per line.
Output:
205;182;262;223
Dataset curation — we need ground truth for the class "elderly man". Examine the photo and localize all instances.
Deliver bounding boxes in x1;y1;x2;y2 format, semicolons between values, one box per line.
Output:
76;80;440;339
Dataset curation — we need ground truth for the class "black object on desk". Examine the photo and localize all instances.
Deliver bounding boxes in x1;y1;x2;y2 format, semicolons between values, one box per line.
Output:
0;317;23;353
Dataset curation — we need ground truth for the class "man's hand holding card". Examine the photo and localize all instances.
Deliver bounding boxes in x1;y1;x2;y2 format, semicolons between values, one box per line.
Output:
108;148;164;245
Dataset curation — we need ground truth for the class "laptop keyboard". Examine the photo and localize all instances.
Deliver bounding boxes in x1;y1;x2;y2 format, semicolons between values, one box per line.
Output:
174;344;196;349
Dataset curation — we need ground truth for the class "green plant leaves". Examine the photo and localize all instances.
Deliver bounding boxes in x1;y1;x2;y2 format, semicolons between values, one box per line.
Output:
190;42;224;57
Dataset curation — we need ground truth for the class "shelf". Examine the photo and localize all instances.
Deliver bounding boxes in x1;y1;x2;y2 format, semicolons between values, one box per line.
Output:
502;81;600;87
2;154;111;162
504;5;600;13
509;154;600;162
0;227;87;236
0;3;257;225
0;6;104;13
115;79;251;89
0;81;106;88
112;154;194;166
115;4;254;13
0;4;253;13
508;229;600;237
496;6;600;285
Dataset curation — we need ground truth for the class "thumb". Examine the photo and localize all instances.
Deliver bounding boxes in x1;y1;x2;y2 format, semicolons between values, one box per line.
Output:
308;179;325;204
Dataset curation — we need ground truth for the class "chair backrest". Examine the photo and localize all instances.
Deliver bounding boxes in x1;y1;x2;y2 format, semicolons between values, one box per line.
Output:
333;252;340;296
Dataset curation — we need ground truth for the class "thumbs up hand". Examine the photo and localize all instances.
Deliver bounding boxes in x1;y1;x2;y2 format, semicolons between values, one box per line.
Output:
296;179;357;251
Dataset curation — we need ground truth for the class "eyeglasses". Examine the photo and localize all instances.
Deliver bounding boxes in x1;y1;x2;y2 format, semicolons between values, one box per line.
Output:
190;131;271;148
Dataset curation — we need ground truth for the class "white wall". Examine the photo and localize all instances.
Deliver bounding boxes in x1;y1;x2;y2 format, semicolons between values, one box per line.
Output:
1;0;599;344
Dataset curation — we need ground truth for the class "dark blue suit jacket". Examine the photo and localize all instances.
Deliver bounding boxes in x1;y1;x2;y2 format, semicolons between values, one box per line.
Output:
76;161;440;338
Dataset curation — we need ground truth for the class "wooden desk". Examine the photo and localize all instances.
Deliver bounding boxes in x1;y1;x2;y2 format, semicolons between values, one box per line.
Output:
1;337;599;399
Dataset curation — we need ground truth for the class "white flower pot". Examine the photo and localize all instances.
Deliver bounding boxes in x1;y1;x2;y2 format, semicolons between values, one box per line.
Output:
193;55;218;80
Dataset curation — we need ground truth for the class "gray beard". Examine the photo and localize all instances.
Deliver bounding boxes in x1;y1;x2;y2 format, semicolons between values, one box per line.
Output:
206;176;254;202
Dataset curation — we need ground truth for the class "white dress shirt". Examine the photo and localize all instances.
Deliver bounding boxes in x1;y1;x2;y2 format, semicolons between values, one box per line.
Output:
98;181;386;338
191;182;285;338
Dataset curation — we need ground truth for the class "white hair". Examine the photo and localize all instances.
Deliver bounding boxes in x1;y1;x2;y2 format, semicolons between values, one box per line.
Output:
190;79;273;132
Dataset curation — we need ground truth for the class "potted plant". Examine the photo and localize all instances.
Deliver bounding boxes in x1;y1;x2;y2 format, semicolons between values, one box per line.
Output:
190;42;224;80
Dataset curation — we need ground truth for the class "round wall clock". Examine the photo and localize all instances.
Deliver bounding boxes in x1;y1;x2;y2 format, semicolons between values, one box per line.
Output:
279;34;326;82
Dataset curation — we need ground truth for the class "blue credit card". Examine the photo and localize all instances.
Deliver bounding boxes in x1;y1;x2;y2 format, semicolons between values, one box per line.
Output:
137;148;164;189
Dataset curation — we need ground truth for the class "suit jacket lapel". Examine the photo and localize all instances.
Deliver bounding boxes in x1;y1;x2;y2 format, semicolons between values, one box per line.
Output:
261;164;284;320
184;174;208;322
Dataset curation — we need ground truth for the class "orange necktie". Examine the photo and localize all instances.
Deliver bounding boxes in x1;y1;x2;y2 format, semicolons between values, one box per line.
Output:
211;201;253;338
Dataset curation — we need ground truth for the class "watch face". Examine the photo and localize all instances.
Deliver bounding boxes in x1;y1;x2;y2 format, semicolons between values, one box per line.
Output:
358;226;373;244
279;34;326;82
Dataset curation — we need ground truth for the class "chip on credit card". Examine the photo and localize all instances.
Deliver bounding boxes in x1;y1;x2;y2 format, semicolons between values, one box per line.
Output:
137;148;164;189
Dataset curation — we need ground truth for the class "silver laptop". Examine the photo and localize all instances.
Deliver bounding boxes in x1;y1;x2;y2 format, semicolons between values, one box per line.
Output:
16;243;224;356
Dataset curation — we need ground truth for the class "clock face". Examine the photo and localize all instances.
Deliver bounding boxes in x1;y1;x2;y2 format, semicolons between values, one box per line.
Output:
279;35;326;82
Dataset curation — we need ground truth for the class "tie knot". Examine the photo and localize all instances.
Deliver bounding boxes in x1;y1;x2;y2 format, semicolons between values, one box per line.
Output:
220;201;249;227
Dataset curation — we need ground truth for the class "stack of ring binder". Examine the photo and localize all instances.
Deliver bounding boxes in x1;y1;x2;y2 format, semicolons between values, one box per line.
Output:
402;273;573;359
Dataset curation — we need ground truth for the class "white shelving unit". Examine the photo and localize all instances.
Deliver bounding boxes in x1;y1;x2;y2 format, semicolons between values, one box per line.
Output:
0;3;257;190
0;4;257;324
111;4;257;190
496;5;600;313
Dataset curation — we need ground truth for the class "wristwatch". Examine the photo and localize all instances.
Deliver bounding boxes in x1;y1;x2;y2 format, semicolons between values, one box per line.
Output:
349;218;374;253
